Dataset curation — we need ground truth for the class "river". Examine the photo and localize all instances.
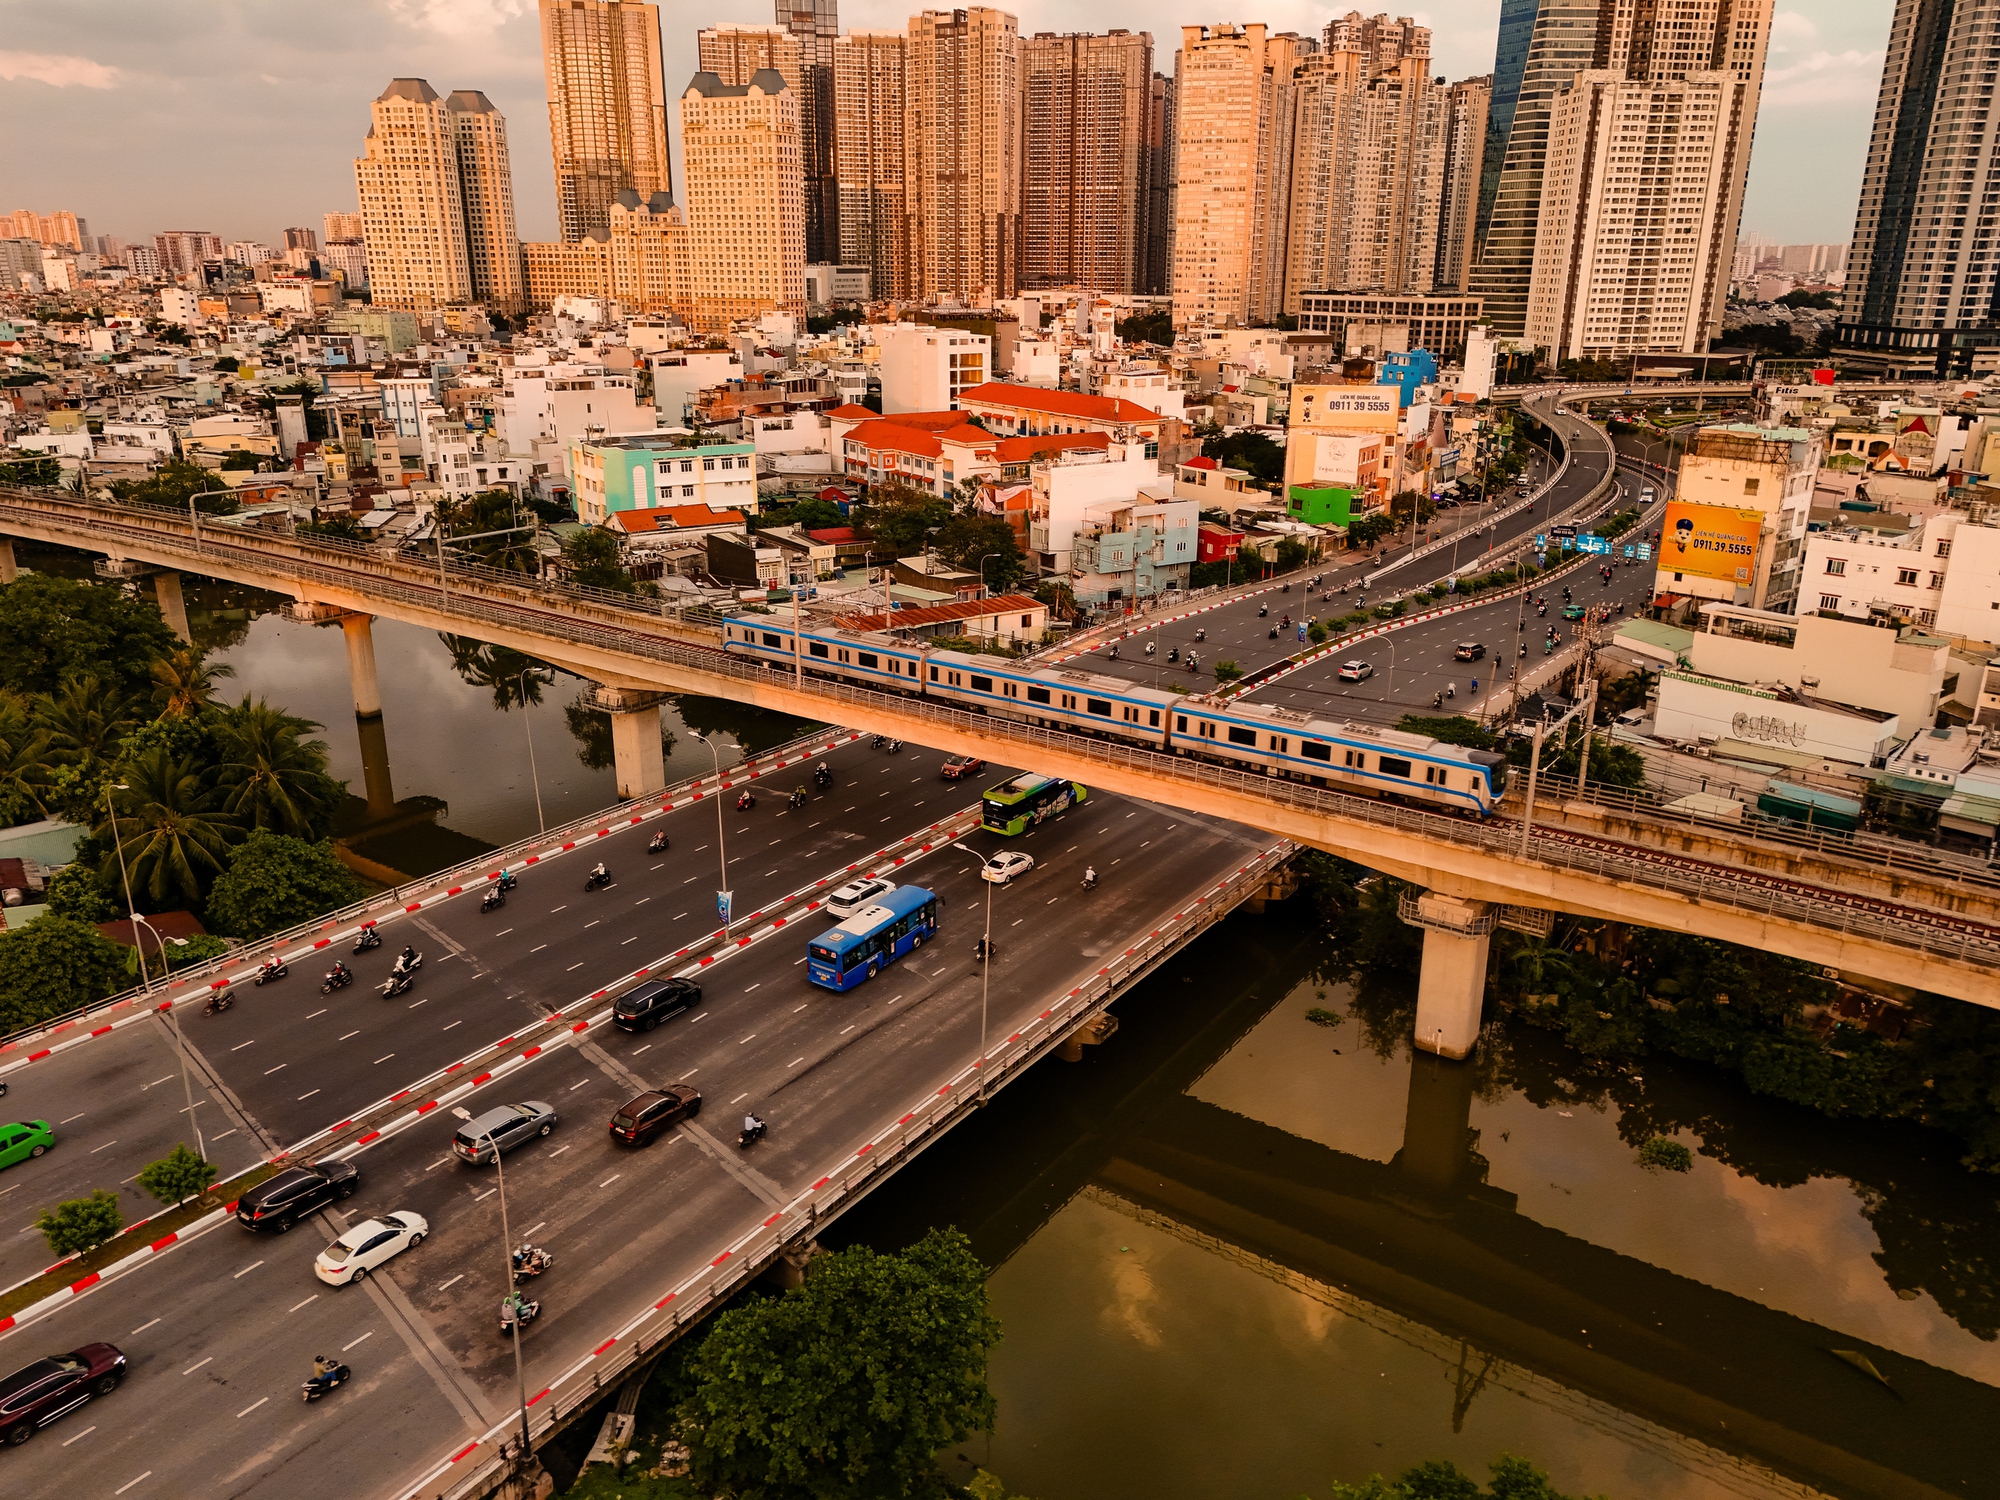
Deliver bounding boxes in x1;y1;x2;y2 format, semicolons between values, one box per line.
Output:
33;547;1999;1499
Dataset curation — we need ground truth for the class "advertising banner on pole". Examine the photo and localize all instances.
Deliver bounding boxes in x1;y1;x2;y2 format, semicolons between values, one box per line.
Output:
1660;502;1760;583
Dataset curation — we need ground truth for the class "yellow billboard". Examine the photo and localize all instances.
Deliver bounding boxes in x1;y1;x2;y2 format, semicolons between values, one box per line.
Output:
1661;501;1761;584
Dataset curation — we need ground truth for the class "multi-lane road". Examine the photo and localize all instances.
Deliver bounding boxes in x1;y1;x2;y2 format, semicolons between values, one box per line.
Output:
0;736;1270;1499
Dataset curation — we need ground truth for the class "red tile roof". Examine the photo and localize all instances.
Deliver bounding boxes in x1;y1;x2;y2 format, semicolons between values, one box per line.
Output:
826;402;877;419
608;505;746;535
1182;455;1218;470
833;592;1045;633
843;419;943;459
989;432;1109;463
806;527;860;543
955;382;1161;424
872;409;968;433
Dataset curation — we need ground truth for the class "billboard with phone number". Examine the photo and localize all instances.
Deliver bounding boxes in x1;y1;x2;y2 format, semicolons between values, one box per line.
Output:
1660;501;1761;583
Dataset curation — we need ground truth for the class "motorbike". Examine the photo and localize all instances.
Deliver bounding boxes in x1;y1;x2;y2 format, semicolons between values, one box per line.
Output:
1269;626;1279;639
735;790;756;812
585;867;614;890
301;1363;352;1403
204;990;235;1017
354;927;382;955
253;961;289;987
392;950;424;977
320;967;353;995
870;734;888;749
1280;615;1290;628
380;970;414;999
1282;582;1291;592
1445;684;1456;699
1081;869;1098;891
1258;605;1268;617
1145;641;1156;656
1519;644;1528;657
481;887;506;913
498;871;518;894
1167;648;1179;663
1195;629;1206;643
813;766;833;789
1544;641;1554;655
737;1118;767;1149
789;788;807;810
974;936;995;962
510;1246;554;1284
648;831;669;853
498;1299;541;1337
885;740;902;754
1109;646;1119;661
1433;692;1444;710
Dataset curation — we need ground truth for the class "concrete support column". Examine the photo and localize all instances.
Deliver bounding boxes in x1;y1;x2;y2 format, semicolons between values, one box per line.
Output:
340;612;383;719
1400;892;1494;1061
608;701;667;800
0;539;16;585
153;570;191;642
355;712;397;821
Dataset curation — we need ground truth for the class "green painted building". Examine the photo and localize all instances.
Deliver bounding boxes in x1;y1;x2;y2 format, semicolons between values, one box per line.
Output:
1288;484;1355;527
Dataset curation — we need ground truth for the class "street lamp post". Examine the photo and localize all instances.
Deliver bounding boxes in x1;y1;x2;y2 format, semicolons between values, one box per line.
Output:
517;668;546;835
453;1107;532;1463
693;734;732;936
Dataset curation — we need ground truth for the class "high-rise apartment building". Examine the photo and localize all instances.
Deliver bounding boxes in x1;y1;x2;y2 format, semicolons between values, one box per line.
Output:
681;70;806;328
1019;30;1155;295
447;90;525;313
540;0;672;242
1249;31;1315;324
1470;0;1600;337
905;7;1021;306
1170;23;1278;328
834;30;909;298
153;230;223;277
1143;73;1176;295
7;210;87;250
775;0;841;265
323;211;364;243
1476;0;1540;256
353;79;474;310
1283;15;1443;312
1839;0;2000;373
1436;75;1491;290
1524;0;1773;361
227;241;277;266
284;227;318;253
322;239;370;290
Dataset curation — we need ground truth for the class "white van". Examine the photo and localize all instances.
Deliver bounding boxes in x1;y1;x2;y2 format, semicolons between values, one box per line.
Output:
825;876;896;921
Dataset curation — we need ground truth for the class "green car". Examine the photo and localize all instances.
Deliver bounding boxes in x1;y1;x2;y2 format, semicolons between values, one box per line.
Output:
1562;603;1586;620
0;1121;54;1169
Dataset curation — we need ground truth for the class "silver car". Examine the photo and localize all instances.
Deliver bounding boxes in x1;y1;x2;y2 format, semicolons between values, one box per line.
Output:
451;1101;558;1165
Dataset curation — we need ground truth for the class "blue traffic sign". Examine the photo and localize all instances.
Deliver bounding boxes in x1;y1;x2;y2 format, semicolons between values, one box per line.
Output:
1534;533;1547;548
1636;543;1653;561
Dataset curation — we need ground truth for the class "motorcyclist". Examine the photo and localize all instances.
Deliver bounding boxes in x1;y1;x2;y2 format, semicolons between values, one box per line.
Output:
498;870;517;892
310;1354;337;1386
394;944;416;974
742;1112;764;1136
329;960;351;983
591;862;609;884
1083;865;1098;888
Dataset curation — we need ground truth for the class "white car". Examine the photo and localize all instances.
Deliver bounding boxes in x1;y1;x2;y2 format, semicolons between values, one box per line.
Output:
980;851;1035;884
314;1211;428;1286
1336;660;1373;682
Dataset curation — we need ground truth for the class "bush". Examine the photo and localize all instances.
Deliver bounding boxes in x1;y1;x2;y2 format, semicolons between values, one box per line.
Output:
205;831;365;939
1306;1007;1343;1028
0;914;131;1033
1212;659;1243;684
46;864;121;923
137;1143;219;1209
37;1190;124;1258
1638;1136;1693;1172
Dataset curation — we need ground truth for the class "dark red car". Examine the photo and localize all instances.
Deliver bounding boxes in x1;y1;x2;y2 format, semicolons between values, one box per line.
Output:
609;1085;702;1146
940;756;986;781
0;1342;126;1446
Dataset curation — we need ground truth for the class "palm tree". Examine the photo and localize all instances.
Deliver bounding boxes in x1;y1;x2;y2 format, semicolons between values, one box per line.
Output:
150;645;235;719
213;697;336;839
0;691;50;822
33;674;142;772
98;747;239;909
437;635;556;711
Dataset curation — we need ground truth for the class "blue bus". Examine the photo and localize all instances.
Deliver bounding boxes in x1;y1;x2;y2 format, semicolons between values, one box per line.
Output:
806;884;940;991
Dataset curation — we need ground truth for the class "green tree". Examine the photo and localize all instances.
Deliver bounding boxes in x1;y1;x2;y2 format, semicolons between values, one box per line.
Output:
1201;431;1284;486
0;575;178;697
0;914;130;1033
33;672;144;774
150;644;235;720
442;488;543;573
1113;309;1175;346
205;830;364;938
136;1143;219;1210
1506;728;1646;789
1347;514;1396;549
297;513;364;542
0;455;63;486
440;636;558;711
763;496;846;532
97;747;239;909
1388;489;1436;527
45;864;120;922
0;690;50;826
682;1228;1001;1500
219;450;260;471
934;509;1026;590
1305;1454;1598;1500
559;526;636;592
1213;659;1243;684
1275;537;1312;571
36;1190;124;1260
859;480;953;560
1396;715;1498;750
110;457;239;515
213;697;340;839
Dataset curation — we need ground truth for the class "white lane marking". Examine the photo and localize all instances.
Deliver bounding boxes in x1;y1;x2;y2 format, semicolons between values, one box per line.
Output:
230;1040;255;1051
531;945;548;954
62;1423;96;1447
678;1069;699;1080
584;920;600;930
237;1397;268;1418
142;1075;172;1089
233;1260;264;1279
373;1053;395;1065
339;1030;359;1041
740;1033;757;1044
130;1318;161;1335
475;1188;497;1202
438;1274;464;1292
90;1139;119;1153
443;1020;462;1031
426;1157;449;1171
840;1025;855;1035
297;1089;320;1101
787;1057;805;1068
793;956;806;966
744;983;760;993
567;963;585;972
634;897;651;905
623;936;638;945
546;1144;570;1157
182;1357;213;1375
688;1012;707;1024
494;928;513;937
406;998;428;1009
115;1471;152;1493
600;1174;621;1188
342;1330;373;1352
730;1094;748;1104
550;905;566;913
792;1002;809;1012
570;1079;590;1091
212;1129;237;1141
305;1008;326;1019
632;1044;652;1056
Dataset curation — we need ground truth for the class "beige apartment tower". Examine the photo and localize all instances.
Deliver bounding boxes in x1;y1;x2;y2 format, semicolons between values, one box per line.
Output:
834;29;909;298
540;0;673;242
1524;0;1773;360
1435;75;1489;291
323;211;364;244
681;70;806;332
698;24;805;94
354;79;474;310
446;91;524;313
905;7;1021;306
1019;29;1154;295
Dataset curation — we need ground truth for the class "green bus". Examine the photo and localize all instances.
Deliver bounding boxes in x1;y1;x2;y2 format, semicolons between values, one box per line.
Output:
981;773;1087;835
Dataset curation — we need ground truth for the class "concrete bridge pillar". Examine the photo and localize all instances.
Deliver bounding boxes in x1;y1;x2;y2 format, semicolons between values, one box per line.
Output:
339;613;383;719
584;685;668;799
0;539;16;585
152;571;191;642
1399;891;1496;1061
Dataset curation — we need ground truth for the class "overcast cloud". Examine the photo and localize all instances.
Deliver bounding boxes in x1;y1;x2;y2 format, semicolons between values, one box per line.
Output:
0;0;1888;248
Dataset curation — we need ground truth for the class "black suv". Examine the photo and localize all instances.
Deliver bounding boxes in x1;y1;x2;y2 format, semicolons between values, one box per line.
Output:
609;1085;702;1146
235;1159;359;1233
613;978;701;1033
0;1343;126;1446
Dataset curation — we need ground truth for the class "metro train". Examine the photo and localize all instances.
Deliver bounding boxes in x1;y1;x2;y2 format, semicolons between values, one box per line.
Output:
721;617;1510;816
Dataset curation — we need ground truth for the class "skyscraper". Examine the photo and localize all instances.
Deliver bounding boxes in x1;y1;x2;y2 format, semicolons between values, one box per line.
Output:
1170;23;1280;328
1019;30;1154;294
354;79;474;310
681;70;806;328
1469;0;1600;338
833;29;909;298
1475;0;1541;256
323;211;364;243
447;91;525;313
1435;76;1491;291
775;0;840;264
1839;0;1998;373
153;230;223;277
1524;0;1773;361
905;7;1021;306
284;227;318;253
540;0;672;242
699;24;805;95
1142;72;1176;296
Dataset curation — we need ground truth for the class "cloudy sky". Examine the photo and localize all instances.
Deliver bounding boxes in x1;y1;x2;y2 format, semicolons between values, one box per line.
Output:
0;0;1890;249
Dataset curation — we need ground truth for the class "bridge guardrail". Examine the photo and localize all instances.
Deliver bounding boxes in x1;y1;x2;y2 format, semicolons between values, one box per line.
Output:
403;837;1296;1500
4;489;1994;968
